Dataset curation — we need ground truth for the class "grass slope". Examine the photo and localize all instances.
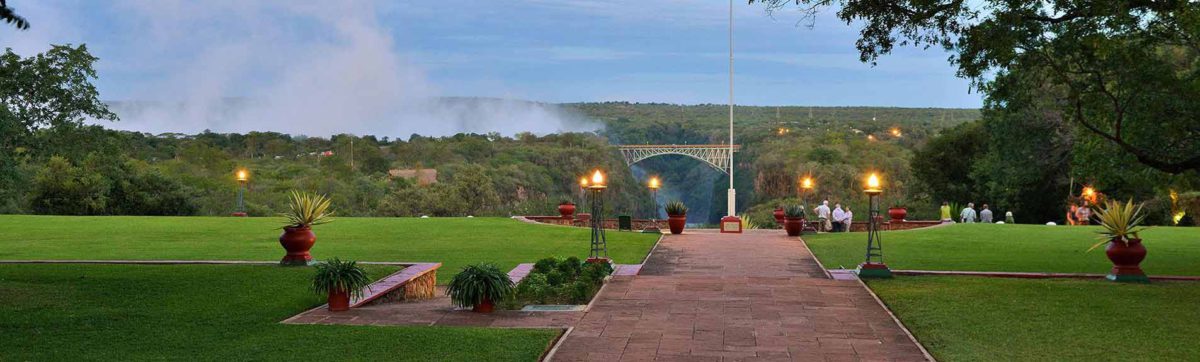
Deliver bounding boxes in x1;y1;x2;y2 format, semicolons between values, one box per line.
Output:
804;224;1200;275
0;264;557;361
0;216;659;282
868;276;1200;361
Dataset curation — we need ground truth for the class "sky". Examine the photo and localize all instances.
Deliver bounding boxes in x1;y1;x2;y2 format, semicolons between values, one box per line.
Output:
0;0;982;136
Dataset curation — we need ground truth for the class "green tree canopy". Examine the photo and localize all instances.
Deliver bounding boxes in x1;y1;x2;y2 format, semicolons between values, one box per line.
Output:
754;0;1200;174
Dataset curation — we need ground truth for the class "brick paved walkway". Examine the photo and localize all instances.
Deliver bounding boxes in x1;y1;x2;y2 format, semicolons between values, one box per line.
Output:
551;229;928;361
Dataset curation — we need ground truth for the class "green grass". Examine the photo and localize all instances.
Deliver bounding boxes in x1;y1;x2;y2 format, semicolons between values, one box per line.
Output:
804;223;1200;275
0;215;660;282
0;263;558;361
867;276;1200;361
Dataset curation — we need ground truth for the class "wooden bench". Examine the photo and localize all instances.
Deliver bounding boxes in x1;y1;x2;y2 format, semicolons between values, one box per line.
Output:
350;263;441;308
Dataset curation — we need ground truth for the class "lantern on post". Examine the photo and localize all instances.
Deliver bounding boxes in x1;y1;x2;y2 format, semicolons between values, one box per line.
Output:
643;177;662;233
857;173;892;278
799;176;816;233
232;168;250;217
585;170;610;264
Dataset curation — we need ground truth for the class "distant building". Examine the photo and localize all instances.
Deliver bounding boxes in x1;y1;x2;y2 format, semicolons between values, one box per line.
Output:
388;168;438;185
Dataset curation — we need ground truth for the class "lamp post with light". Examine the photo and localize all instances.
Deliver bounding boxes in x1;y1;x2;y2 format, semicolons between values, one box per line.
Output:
585;170;610;264
643;177;662;234
857;173;892;278
233;169;249;217
799;176;815;233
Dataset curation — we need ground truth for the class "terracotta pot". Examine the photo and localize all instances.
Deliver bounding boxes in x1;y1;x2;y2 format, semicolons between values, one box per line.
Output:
472;298;495;313
279;226;315;266
887;207;908;222
1106;238;1147;279
773;208;786;226
784;217;803;236
667;214;687;235
558;203;576;218
327;288;350;312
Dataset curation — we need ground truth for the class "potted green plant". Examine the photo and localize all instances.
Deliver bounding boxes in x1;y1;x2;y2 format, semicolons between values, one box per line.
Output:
1088;199;1150;282
783;205;806;236
558;199;576;218
665;201;688;235
279;191;333;266
447;263;514;313
311;258;371;312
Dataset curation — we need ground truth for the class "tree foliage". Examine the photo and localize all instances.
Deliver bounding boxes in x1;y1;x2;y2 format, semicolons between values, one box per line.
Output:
754;0;1200;174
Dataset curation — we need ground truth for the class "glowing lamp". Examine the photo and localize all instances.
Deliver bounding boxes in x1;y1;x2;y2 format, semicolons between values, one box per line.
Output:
236;169;249;182
890;128;902;137
648;176;660;190
588;170;606;189
867;135;877;141
865;173;882;195
801;176;814;190
579;177;588;187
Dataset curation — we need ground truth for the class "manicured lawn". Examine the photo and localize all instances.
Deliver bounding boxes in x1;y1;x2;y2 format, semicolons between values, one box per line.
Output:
0;263;558;361
867;276;1200;361
804;224;1200;275
0;216;659;282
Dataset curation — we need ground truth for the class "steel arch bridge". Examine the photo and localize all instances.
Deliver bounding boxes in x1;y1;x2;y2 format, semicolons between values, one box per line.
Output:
617;144;740;174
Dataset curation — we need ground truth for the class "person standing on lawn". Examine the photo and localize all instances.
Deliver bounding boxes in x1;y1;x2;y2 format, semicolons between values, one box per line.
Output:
980;204;993;223
831;203;847;232
814;200;831;232
843;206;853;232
940;201;952;222
961;202;977;223
1075;202;1092;225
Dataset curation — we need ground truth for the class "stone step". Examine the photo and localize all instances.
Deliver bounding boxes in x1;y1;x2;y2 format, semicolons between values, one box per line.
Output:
350;262;441;308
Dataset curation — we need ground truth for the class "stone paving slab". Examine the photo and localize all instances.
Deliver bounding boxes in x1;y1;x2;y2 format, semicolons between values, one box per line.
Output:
550;229;930;361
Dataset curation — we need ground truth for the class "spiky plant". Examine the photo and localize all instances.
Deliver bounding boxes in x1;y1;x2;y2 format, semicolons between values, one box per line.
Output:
312;258;371;299
446;263;514;308
1088;199;1148;251
665;201;688;216
281;191;333;228
740;215;761;229
784;205;806;218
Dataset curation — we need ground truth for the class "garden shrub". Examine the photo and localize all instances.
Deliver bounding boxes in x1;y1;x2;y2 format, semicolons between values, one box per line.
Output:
511;256;612;306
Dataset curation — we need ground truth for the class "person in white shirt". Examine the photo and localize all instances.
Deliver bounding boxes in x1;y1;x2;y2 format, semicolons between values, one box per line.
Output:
843;206;853;232
980;204;994;223
814;200;831;232
831;204;846;232
961;202;977;223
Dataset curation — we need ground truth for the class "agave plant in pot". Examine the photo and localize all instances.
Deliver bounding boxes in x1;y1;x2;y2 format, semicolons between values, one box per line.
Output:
887;202;907;222
1088;199;1150;283
447;263;514;313
665;201;688;235
312;258;371;312
558;199;577;218
783;205;806;237
279;191;333;266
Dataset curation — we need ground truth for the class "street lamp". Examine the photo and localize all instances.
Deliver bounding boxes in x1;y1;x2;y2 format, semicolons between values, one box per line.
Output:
857;172;892;278
799;176;815;233
585;170;609;264
643;177;662;234
233;168;249;217
890;127;902;138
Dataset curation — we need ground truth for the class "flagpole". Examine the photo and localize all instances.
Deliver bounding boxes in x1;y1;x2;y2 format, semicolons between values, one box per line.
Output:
726;0;736;218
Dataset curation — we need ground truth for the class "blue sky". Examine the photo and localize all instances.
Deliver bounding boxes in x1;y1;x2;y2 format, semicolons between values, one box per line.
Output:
0;1;981;135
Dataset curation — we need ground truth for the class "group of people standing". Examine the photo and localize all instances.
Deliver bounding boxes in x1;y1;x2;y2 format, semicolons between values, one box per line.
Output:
812;200;853;232
940;201;1008;223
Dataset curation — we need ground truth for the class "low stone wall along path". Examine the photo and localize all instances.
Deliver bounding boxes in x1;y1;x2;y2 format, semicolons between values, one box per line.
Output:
551;229;929;361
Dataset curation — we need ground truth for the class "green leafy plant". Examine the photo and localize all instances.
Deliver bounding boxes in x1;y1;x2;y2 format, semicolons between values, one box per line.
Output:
512;257;612;305
1088;199;1149;252
665;201;688;216
784;205;806;218
446;263;514;308
559;199;574;205
281;191;333;228
740;215;761;229
311;258;371;299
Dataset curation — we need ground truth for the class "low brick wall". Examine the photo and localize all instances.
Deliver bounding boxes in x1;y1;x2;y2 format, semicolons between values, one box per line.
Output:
846;220;944;232
523;215;663;230
352;263;441;308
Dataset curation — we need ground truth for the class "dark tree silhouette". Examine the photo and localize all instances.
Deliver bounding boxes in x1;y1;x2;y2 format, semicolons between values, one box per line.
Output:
1;0;30;30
